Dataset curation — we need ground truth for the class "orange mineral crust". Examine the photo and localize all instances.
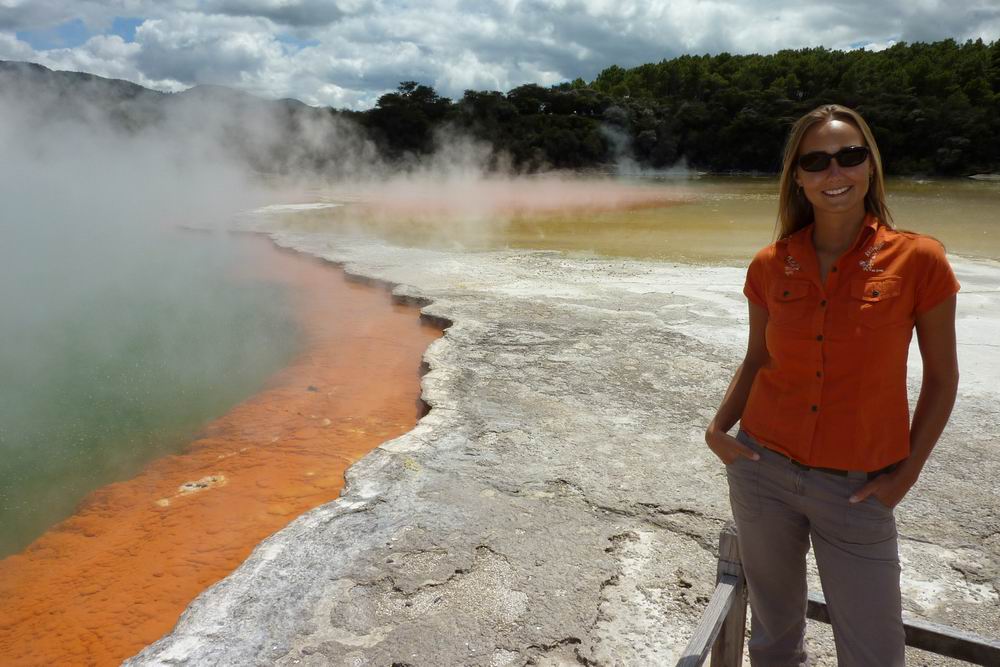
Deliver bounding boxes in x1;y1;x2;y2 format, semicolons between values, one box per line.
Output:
0;236;442;667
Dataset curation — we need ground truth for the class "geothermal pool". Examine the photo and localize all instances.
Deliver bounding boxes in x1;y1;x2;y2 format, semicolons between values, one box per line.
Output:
0;232;301;558
0;234;440;665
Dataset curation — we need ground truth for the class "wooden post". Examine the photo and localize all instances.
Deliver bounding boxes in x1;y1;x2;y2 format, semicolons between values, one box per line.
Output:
710;522;748;667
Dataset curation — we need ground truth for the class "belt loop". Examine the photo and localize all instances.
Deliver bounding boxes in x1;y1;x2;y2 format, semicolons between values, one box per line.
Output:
847;470;867;481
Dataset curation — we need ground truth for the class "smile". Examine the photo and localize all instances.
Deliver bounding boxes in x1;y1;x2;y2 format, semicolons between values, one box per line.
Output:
822;185;852;197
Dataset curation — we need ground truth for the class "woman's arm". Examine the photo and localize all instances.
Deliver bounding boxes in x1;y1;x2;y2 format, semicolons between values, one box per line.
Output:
704;300;770;464
850;294;959;506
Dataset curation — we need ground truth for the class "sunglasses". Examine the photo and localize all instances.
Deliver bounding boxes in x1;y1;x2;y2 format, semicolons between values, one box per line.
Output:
797;145;870;172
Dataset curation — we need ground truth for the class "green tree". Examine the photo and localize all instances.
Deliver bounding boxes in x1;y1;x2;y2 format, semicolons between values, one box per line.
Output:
364;81;453;156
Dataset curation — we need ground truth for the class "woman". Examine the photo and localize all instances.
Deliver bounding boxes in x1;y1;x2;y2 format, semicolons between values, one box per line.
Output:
705;105;960;666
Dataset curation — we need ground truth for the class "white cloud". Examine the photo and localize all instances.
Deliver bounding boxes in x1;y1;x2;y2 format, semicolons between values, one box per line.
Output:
0;1;158;32
861;39;898;52
134;14;283;85
2;0;999;109
12;33;184;90
0;31;36;60
45;34;140;73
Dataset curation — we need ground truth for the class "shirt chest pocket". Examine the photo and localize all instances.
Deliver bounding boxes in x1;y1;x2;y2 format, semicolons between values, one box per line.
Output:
848;276;907;328
768;280;813;325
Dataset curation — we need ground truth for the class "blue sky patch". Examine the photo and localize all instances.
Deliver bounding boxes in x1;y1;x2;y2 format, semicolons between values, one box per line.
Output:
16;19;91;50
15;16;145;50
111;17;145;43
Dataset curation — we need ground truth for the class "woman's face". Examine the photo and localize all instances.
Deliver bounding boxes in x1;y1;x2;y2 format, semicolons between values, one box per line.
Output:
795;119;872;222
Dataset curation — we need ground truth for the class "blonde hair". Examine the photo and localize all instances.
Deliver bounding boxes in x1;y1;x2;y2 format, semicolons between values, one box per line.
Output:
776;104;893;240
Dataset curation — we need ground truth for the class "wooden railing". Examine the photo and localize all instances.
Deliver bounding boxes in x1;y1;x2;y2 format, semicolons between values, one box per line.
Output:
676;523;1000;666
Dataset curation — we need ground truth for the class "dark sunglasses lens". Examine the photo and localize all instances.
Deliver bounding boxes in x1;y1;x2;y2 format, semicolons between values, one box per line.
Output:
798;152;830;172
797;147;869;171
837;146;869;167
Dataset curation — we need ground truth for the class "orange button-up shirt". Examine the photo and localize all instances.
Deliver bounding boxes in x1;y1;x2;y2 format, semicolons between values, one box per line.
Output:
741;213;960;471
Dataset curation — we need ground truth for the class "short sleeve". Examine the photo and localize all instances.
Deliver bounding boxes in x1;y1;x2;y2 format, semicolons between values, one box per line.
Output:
743;246;771;310
913;237;960;316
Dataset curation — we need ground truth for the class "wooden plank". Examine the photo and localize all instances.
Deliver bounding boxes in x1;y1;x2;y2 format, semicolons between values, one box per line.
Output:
807;591;1000;665
805;592;830;624
676;577;738;666
711;525;747;667
680;525;998;666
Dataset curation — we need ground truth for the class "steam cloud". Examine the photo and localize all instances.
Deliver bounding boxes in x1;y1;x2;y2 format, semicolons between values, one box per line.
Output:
0;65;691;553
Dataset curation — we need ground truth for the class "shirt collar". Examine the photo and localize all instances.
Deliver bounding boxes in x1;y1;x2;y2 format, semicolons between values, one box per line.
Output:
786;212;880;257
854;212;881;250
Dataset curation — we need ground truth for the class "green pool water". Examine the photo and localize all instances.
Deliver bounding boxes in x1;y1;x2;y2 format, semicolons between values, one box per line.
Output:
0;231;301;558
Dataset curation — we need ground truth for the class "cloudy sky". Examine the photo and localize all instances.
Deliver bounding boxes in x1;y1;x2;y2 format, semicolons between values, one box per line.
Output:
2;1;998;109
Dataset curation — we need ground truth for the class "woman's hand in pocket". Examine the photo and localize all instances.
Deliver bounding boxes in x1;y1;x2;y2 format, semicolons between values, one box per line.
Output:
849;465;919;508
705;427;761;465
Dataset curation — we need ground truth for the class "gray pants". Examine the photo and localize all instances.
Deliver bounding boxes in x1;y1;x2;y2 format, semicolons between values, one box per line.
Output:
727;430;905;667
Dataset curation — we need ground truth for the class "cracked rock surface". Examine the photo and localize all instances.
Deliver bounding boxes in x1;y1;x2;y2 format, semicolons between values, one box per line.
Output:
128;231;1000;666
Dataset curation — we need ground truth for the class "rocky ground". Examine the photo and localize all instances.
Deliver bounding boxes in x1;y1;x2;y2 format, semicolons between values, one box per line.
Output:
127;228;999;666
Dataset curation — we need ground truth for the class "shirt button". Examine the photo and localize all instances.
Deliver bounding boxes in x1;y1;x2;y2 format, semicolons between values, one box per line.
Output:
820;299;827;307
831;267;838;273
816;334;824;341
816;371;822;377
811;405;818;412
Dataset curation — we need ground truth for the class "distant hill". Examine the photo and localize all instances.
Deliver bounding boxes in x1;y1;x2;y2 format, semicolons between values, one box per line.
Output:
1;60;166;130
0;60;313;128
0;61;360;176
0;60;156;99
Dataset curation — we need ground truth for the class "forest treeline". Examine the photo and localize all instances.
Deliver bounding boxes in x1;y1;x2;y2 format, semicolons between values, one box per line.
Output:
3;38;999;176
351;38;1000;175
